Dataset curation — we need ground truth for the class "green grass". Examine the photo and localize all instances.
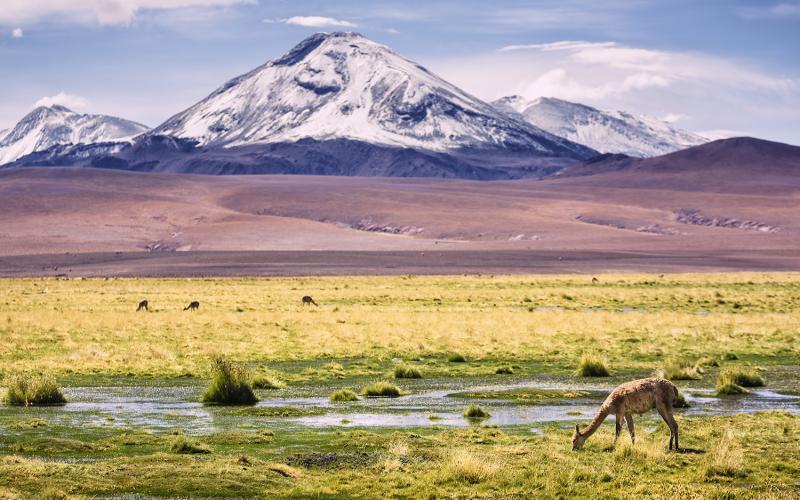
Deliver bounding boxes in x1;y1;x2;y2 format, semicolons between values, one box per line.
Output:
200;356;258;405
250;374;284;390
1;412;796;497
4;373;66;406
661;359;704;380
0;274;798;379
447;353;467;363
674;391;690;408
360;381;402;398
448;388;589;402
575;355;610;377
393;365;422;379
329;388;359;402
169;434;211;454
716;367;765;395
720;367;766;387
495;366;514;375
462;404;490;419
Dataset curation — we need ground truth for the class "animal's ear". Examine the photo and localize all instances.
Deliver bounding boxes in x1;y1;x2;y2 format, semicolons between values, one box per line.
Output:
575;424;580;434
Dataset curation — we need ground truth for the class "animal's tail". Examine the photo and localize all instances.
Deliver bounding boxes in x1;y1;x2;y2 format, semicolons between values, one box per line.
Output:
672;384;679;404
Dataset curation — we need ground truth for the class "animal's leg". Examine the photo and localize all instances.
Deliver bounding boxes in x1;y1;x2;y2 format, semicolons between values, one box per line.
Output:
614;413;622;445
625;414;635;444
656;405;677;450
665;410;679;451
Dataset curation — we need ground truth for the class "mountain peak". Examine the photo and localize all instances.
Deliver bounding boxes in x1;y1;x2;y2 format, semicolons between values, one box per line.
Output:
152;33;595;159
0;106;149;165
493;95;707;157
272;31;373;67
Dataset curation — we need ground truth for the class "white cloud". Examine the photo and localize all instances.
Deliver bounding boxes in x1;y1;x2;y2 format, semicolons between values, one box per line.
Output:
431;40;799;141
660;113;688;124
34;92;91;111
0;0;255;26
739;2;800;19
280;16;357;28
11;28;23;38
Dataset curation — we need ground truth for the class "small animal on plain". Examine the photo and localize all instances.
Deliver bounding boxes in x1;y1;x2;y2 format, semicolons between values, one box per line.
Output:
136;300;149;312
302;295;318;306
572;378;680;451
184;301;200;311
591;277;599;283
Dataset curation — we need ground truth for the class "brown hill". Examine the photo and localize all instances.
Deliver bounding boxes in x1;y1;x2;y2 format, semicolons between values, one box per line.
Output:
0;136;798;274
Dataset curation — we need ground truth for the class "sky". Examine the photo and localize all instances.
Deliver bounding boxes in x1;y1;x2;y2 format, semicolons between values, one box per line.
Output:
0;0;798;143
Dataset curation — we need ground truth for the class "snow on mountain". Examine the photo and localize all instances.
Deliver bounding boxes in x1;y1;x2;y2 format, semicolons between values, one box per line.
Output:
153;32;592;159
0;105;149;165
492;96;708;158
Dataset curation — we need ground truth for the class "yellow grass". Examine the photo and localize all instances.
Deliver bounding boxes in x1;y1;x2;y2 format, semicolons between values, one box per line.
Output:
0;273;797;377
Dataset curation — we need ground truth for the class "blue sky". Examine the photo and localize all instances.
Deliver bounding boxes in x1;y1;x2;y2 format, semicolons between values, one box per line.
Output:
1;0;798;143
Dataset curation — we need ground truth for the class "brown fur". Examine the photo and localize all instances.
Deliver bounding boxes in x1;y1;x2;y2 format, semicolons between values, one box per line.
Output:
302;295;318;306
136;300;148;312
184;301;200;311
572;378;680;451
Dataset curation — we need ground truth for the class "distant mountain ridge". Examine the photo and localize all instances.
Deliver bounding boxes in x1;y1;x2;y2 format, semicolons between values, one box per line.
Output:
492;96;708;157
3;32;596;179
0;105;149;165
555;137;800;178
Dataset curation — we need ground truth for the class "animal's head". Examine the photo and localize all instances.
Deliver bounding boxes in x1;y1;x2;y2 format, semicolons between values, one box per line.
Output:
572;424;587;451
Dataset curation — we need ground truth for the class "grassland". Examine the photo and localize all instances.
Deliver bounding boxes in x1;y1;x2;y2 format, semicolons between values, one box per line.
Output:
0;412;797;498
0;273;799;497
0;273;798;379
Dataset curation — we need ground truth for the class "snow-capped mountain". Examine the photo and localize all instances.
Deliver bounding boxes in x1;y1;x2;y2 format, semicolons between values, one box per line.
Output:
6;34;596;179
153;32;592;158
0;105;149;165
492;96;707;158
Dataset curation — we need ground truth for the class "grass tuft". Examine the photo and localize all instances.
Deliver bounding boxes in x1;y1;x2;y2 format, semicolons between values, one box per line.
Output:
361;381;402;398
696;356;720;367
447;353;466;363
4;373;66;406
575;354;610;377
463;404;490;419
660;359;704;380
720;367;765;387
704;429;746;478
716;367;765;395
329;388;359;402
440;449;501;484
251;374;284;390
200;356;258;405
169;434;211;454
716;383;749;395
673;391;690;408
393;365;422;379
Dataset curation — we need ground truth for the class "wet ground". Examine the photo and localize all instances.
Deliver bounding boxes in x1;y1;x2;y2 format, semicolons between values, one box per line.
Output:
2;378;797;438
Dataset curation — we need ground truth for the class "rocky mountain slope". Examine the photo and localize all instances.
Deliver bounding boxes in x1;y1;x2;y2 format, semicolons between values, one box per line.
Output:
493;96;707;157
0;105;148;165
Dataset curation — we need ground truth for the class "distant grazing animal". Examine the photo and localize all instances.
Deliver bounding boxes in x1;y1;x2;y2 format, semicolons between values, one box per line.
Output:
184;301;200;311
137;300;149;312
592;277;599;283
302;295;318;306
572;378;680;451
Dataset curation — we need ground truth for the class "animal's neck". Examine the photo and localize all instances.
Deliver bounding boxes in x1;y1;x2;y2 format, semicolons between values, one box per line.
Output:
581;407;610;438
